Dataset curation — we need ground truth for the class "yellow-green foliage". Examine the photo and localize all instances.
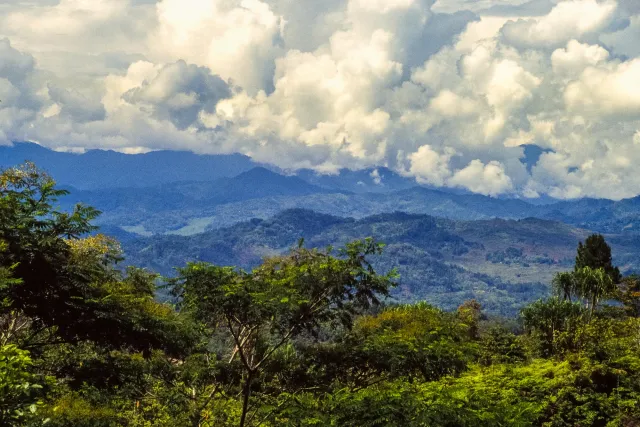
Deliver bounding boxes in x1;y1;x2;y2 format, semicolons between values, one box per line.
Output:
350;303;476;381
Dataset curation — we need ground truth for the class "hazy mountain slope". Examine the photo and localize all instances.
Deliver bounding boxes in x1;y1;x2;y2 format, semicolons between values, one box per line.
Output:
69;175;639;237
296;167;418;193
0;142;261;189
123;209;640;315
67;180;548;236
541;197;640;233
61;167;328;209
7;142;640;235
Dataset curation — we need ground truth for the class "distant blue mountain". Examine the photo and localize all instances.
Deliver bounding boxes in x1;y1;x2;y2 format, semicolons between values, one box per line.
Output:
2;142;422;193
60;166;332;212
6;141;640;235
0;142;262;189
296;167;417;193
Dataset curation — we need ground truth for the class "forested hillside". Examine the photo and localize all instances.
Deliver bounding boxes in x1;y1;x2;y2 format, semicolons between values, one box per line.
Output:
3;163;640;427
123;209;640;314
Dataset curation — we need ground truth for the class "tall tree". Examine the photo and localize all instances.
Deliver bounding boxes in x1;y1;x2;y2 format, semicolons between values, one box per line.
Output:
172;239;396;427
552;272;576;302
575;234;621;283
574;266;615;315
0;163;192;356
553;235;620;311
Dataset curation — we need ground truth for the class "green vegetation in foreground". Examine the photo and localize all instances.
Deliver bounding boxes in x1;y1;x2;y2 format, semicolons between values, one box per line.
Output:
2;163;640;426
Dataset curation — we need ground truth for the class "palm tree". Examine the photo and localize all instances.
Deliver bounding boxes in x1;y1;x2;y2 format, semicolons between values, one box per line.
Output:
552;272;576;302
574;266;615;315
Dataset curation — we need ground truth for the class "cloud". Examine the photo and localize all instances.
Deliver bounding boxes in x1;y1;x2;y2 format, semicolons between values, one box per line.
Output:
153;0;284;94
0;39;43;144
48;84;106;123
407;145;455;186
449;159;513;196
1;0;640;199
370;168;383;185
0;38;35;83
479;0;555;17
564;58;640;116
2;0;154;55
600;14;640;57
122;60;231;129
500;0;618;49
551;40;609;75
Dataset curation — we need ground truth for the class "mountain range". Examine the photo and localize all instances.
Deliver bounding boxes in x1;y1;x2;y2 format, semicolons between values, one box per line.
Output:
122;209;640;315
4;142;640;313
0;142;261;189
56;166;640;237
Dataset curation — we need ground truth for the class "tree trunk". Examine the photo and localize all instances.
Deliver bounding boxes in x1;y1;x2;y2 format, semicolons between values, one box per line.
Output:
239;370;254;427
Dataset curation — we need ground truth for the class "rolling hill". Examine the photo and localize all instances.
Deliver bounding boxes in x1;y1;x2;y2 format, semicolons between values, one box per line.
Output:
51;166;640;238
6;142;640;314
122;209;640;315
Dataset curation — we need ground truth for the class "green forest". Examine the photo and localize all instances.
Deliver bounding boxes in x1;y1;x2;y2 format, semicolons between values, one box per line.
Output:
3;163;640;427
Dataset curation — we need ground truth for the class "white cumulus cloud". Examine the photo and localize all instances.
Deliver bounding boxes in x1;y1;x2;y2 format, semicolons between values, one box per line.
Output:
1;0;640;199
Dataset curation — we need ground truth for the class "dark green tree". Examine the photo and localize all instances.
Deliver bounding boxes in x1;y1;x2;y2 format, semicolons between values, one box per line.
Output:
616;275;640;317
575;234;621;283
0;163;192;355
479;326;526;366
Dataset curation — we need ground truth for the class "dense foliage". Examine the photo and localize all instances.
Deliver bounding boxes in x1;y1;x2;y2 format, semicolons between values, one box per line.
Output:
2;163;640;426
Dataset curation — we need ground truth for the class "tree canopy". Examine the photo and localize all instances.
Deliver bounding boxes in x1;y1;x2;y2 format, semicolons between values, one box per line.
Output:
2;163;640;426
575;234;621;283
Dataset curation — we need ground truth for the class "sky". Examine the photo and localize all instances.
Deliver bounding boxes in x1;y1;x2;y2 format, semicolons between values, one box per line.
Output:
1;0;640;199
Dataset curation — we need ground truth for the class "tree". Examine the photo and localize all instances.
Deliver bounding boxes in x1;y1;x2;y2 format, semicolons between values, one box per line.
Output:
172;239;396;427
617;275;640;317
552;272;576;302
0;163;193;355
574;266;615;315
575;234;621;283
553;235;619;314
457;299;483;339
520;298;585;356
349;303;474;382
0;162;98;345
479;326;526;366
553;267;615;314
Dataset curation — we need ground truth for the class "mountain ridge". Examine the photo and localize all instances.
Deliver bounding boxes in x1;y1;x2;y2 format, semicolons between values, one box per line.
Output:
6;142;640;236
123;208;639;315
